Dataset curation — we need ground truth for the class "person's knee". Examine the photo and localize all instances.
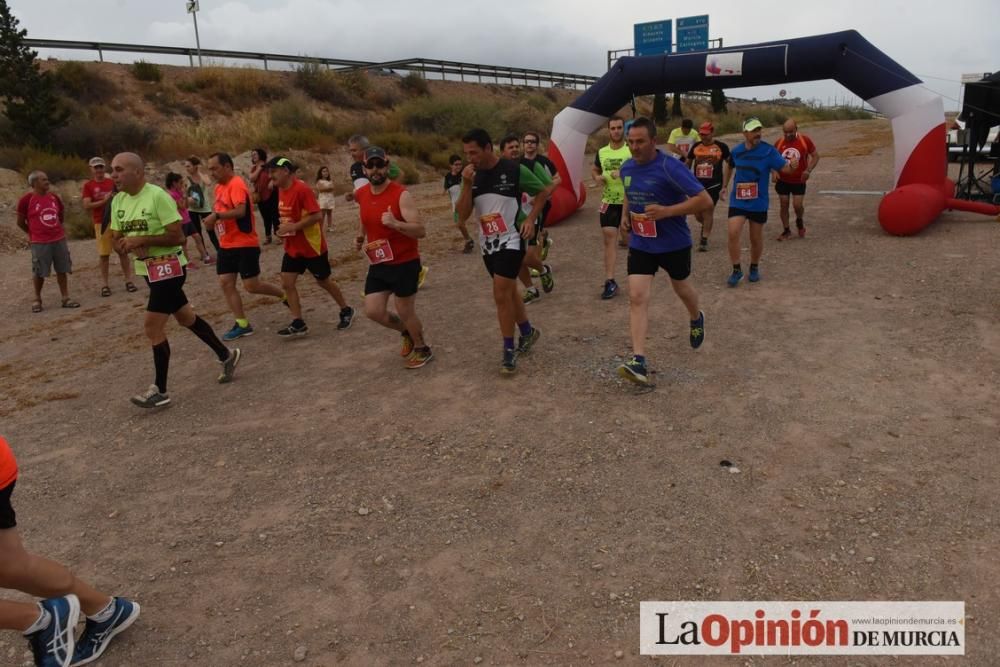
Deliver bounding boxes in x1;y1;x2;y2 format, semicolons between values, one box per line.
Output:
364;300;385;322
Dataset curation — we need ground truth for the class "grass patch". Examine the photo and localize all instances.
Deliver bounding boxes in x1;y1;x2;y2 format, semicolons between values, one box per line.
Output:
0;147;88;182
51;62;119;105
181;67;288;110
143;87;200;119
63;208;94;240
399;72;429;96
396;97;503;138
293;62;370;109
51;112;158;158
130;60;162;83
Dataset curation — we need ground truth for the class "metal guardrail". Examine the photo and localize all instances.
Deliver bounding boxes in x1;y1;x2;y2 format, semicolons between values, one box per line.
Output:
607;39;725;70
26;38;597;89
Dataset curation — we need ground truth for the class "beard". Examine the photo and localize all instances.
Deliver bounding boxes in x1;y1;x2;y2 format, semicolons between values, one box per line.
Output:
369;173;387;186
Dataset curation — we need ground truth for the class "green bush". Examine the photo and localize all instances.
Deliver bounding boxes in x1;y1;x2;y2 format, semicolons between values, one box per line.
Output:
526;94;551;112
51;62;119;105
370;87;402;109
396;97;502;138
185;67;287;110
338;70;371;98
293;62;368;108
399;72;429;96
392;156;420;185
370;131;447;163
260;102;340;151
63;208;94;240
50;112;158;158
501;103;547;138
0;147;88;182
130;60;162;83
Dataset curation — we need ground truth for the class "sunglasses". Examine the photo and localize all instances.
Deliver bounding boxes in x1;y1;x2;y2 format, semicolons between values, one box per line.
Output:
365;159;387;169
523;139;538;144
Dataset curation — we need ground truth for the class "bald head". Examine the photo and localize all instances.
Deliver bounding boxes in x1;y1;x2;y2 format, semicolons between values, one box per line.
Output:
783;119;798;136
111;152;146;195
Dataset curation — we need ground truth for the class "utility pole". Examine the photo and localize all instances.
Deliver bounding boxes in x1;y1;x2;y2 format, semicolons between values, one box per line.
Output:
186;0;202;67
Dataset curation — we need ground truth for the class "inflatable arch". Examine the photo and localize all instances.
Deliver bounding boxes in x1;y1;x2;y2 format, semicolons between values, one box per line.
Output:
545;30;998;235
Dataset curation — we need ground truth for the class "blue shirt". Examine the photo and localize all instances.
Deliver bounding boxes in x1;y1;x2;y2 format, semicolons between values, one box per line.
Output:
728;141;787;212
621;150;705;254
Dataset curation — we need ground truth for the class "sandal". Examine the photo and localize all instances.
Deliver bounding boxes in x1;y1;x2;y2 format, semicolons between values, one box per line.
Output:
125;282;138;293
61;299;81;309
31;301;42;313
101;286;112;297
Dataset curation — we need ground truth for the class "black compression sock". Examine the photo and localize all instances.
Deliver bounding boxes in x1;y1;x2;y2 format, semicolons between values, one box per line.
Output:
153;340;170;393
732;264;742;273
188;316;230;361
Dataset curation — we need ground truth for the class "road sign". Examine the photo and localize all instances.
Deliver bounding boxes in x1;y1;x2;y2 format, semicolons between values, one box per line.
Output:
676;15;709;53
779;89;787;98
186;0;199;13
960;72;991;83
634;20;672;57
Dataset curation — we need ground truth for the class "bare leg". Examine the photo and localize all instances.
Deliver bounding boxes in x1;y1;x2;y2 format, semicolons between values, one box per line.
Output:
627;274;653;356
602;227;617;280
219;274;246;321
701;204;716;239
55;273;69;301
394;294;425;347
492;276;519;339
727;217;746;265
670;278;700;320
32;277;43;304
364;291;403;331
117;250;134;282
281;272;302;320
793;194;806;222
316;276;347;309
192;233;209;260
749;223;764;264
99;255;110;289
242;276;284;299
778;193;791;231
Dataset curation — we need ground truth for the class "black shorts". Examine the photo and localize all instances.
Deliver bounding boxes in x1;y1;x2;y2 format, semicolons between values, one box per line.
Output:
775;181;807;196
600;204;623;229
216;247;261;279
0;480;15;529
182;213;204;237
145;272;189;314
728;207;768;224
482;248;525;280
281;252;332;280
702;184;721;205
627;246;692;281
365;258;421;297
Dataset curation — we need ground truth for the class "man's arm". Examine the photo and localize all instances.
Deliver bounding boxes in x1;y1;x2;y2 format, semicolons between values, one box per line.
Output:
620;193;631;231
204;201;247;226
121;222;184;253
803;148;820;181
15;212;28;234
383;191;426;239
455;164;475;223
644;190;713;220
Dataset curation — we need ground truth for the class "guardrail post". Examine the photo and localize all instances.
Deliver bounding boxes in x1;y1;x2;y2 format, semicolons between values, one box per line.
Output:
98;47;103;63
459;64;464;82
263;57;269;71
189;53;194;67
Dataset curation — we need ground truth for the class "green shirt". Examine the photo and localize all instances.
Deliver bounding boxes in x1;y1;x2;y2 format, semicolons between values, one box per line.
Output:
594;143;632;204
667;128;701;159
110;183;186;277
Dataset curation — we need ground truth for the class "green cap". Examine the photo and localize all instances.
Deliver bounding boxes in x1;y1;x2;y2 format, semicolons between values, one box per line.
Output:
742;117;763;132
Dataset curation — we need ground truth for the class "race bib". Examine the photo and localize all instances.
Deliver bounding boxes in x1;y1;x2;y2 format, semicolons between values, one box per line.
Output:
145;255;183;282
631;212;657;238
479;212;509;236
215;222;225;238
276;217;295;237
695;163;714;179
599;202;609;214
736;182;759;200
364;238;395;264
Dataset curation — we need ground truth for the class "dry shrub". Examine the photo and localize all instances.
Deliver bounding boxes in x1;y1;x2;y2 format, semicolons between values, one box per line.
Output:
130;60;162;83
184;67;288;110
51;62;119;105
0;146;88;182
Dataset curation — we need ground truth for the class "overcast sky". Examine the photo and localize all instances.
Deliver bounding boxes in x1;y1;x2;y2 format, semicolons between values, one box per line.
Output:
10;0;997;111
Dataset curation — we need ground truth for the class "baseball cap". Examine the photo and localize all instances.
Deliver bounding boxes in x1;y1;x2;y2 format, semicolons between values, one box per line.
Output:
265;156;296;171
88;157;106;167
363;146;387;164
698;122;714;135
742;117;763;132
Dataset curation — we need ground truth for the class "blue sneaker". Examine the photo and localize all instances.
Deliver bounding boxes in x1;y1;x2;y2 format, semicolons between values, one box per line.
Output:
748;267;761;283
690;311;705;349
727;270;743;288
617;356;650;386
27;595;80;667
601;279;618;300
222;322;254;341
71;597;140;666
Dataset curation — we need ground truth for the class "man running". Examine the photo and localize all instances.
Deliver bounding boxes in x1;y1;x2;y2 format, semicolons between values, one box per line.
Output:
109;152;240;408
1;434;140;666
354;147;433;368
456;128;545;376
203;152;288;340
591;115;631;299
688;122;731;252
773;119;820;240
82;157;136;297
721;118;798;286
16;171;79;313
617;117;712;387
443;155;475;253
517;130;557;304
267;156;355;337
665;118;700;164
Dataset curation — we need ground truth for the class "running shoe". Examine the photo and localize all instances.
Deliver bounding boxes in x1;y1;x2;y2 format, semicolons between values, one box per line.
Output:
540;236;553;261
70;597;141;666
796;222;806;238
601;279;618;300
516;327;540;355
776;228;792;241
337;306;355;330
522;287;541;305
217;348;241;384
27;595;79;667
539;265;554;293
418;266;428;288
400;331;415;357
463;239;475;254
529;268;540;278
727;270;743;288
277;321;309;338
130;385;170;409
748;267;761;283
690;311;705;349
698;238;708;252
617;356;650;386
500;349;517;376
222;322;254;341
405;346;434;369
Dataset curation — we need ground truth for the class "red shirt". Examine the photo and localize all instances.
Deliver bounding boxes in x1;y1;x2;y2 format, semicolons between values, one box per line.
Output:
17;192;65;244
213;177;259;249
774;133;816;184
0;435;17;489
82;178;115;226
355;182;419;265
279;178;325;258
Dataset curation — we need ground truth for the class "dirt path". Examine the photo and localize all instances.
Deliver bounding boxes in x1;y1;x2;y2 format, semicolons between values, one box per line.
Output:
0;120;997;665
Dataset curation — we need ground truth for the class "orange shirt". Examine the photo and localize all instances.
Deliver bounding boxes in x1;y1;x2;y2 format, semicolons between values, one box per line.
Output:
0;435;18;489
355;182;419;265
279;178;325;258
212;177;259;249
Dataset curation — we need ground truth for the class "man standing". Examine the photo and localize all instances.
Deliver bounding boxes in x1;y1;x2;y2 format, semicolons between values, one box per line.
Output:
456;128;545;376
591;115;632;299
203;152;288;341
665;118;700;163
268;156;355;337
16;172;79;313
617;117;712;387
184;156;219;252
109;152;240;408
773;119;820;239
721;118;798;286
443;155;475;253
688;122;731;252
354;147;432;368
82;157;136;297
518;130;556;304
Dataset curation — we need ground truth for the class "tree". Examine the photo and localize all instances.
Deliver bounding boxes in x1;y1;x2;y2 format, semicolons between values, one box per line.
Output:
0;1;69;146
652;92;667;125
671;92;682;118
710;88;728;113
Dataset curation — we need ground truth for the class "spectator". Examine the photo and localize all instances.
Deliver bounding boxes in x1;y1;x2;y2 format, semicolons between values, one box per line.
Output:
249;148;279;244
82;157;136;297
15;171;79;312
314;166;336;234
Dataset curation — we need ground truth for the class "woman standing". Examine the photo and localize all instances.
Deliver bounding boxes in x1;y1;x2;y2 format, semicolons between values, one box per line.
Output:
315;165;336;234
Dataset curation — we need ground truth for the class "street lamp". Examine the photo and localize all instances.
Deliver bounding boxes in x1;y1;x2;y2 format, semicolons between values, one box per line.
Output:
187;0;202;67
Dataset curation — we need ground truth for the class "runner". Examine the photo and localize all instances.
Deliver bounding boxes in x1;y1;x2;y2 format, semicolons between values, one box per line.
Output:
517;131;557;304
443;155;475;253
665;118;700;164
314;165;336;234
591;115;632;299
203;152;288;340
0;434;140;666
109;152;241;408
354;147;433;368
456;128;545;376
720;118;798;286
183;156;219;253
773;118;820;240
688;122;731;252
249;148;279;245
268;156;355;337
82;157;136;297
617;117;712;387
16;171;79;313
165;172;211;270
